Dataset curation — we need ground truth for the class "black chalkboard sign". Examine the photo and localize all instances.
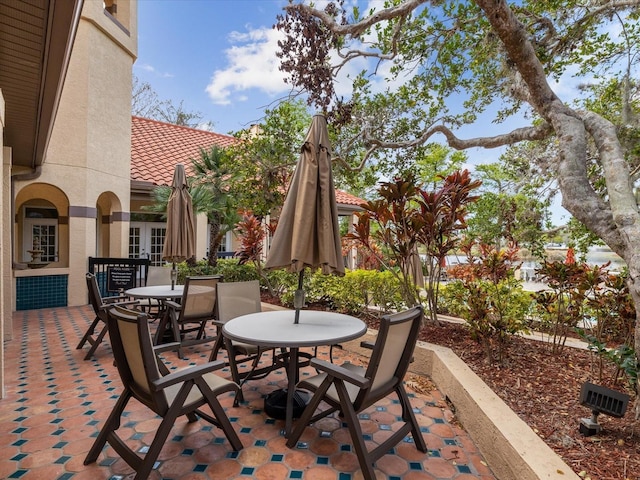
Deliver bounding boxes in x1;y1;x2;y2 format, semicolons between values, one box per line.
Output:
107;266;136;292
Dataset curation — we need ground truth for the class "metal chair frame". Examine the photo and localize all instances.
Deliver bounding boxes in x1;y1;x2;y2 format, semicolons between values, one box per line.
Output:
77;273;137;360
83;306;242;479
162;275;222;358
209;280;286;404
285;306;427;480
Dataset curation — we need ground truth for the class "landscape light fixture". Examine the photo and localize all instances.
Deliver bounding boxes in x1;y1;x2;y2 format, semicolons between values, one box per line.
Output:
578;382;629;436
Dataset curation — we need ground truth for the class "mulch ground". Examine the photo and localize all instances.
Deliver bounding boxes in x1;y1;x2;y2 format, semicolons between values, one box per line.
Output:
262;294;639;479
415;320;639;480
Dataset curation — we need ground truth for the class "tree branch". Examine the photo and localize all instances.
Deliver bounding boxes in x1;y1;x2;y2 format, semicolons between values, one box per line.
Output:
284;0;428;39
364;123;553;151
331;123;553;172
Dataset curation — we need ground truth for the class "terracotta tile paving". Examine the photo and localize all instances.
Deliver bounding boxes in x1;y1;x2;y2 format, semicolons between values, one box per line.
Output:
1;305;497;479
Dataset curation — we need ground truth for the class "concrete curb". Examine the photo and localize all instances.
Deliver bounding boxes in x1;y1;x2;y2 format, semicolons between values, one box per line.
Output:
343;330;580;480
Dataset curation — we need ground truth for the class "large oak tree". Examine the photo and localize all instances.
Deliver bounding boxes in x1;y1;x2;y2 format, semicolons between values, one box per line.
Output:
275;0;640;410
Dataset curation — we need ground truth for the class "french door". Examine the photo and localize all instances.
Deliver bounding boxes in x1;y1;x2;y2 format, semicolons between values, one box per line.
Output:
129;222;166;266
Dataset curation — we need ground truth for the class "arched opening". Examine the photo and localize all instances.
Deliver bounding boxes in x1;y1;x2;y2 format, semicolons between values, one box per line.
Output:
96;191;124;258
15;183;70;268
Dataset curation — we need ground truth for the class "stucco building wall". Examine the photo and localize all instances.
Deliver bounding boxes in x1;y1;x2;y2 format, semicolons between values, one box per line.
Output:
13;1;137;307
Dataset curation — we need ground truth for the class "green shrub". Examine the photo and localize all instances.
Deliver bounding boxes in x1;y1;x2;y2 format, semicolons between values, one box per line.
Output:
304;269;405;316
176;258;258;284
311;272;365;314
442;277;531;364
175;260;215;284
348;269;405;314
212;259;259;282
267;269;307;306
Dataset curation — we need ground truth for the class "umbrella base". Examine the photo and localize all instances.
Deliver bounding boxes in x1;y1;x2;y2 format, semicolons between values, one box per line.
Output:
264;388;309;419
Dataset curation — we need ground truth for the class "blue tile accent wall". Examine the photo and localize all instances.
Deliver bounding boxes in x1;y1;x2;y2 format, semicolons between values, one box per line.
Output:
16;275;68;310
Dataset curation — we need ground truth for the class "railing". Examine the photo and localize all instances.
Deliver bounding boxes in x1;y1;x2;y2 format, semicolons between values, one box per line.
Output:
88;257;150;298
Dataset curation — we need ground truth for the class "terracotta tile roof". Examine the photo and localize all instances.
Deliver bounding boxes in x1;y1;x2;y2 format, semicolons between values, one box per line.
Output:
130;116;365;209
335;189;365;207
131;116;240;186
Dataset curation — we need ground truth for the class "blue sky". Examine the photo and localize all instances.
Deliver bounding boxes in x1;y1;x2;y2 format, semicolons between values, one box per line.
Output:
136;0;293;134
136;0;574;224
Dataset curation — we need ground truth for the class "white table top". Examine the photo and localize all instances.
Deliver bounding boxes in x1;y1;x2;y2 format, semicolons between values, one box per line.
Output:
223;310;366;348
125;284;184;299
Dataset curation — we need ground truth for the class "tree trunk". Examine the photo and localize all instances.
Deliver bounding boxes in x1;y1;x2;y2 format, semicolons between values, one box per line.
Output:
476;0;640;418
208;219;221;267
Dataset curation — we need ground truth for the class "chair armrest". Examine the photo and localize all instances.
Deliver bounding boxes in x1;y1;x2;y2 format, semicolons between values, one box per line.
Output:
164;300;181;310
99;300;139;311
309;358;370;389
152;360;227;390
359;340;375;350
153;342;181;354
104;295;130;302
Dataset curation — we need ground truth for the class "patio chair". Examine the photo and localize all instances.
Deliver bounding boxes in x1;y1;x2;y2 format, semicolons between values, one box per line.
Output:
136;266;173;320
285;305;427;480
83;306;242;480
163;275;221;358
77;272;137;360
209;280;285;404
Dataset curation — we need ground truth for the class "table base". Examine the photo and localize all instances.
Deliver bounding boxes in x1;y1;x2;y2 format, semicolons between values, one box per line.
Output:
264;388;309;420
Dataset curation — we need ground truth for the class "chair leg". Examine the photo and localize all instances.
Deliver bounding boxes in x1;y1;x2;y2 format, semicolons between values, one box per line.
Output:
286;375;333;447
333;379;377;480
196;379;243;451
84;389;132;465
169;313;185;359
77;317;108;360
208;334;223;362
397;386;428;452
153;310;171;345
76;316;100;349
226;343;244;406
195;321;207;340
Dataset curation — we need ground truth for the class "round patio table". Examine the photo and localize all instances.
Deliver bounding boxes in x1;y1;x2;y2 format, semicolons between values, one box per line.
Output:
223;309;366;437
125;284;184;299
125;285;185;343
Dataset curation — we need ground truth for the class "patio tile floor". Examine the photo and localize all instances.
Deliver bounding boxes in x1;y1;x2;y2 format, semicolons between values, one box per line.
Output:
1;305;496;480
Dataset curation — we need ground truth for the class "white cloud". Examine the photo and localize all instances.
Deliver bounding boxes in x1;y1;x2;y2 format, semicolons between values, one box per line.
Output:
204;1;403;107
203;1;418;108
134;63;174;78
205;26;289;105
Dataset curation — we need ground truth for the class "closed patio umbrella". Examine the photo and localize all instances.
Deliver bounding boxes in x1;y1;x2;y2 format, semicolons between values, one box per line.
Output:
162;163;196;289
265;114;344;323
408;245;425;289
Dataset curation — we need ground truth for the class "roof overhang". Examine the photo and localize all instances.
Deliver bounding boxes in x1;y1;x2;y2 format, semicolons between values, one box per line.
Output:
0;0;84;170
130;179;157;202
337;204;362;216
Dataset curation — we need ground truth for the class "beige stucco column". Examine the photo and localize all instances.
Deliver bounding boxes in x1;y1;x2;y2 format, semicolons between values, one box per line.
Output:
196;213;207;261
347;212;358;269
67;208;98;306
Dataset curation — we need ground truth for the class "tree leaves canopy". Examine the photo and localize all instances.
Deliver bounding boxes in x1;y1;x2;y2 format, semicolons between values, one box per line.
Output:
275;0;640;391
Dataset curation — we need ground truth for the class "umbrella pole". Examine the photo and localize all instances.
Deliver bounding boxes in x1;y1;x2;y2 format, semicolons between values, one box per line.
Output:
171;262;177;290
293;270;305;324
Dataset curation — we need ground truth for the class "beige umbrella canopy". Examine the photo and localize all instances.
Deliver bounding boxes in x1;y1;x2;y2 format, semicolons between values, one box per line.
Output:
162;163;196;289
265;114;344;322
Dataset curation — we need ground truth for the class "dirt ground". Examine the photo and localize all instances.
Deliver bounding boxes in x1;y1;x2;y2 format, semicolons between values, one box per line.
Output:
416;320;639;480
